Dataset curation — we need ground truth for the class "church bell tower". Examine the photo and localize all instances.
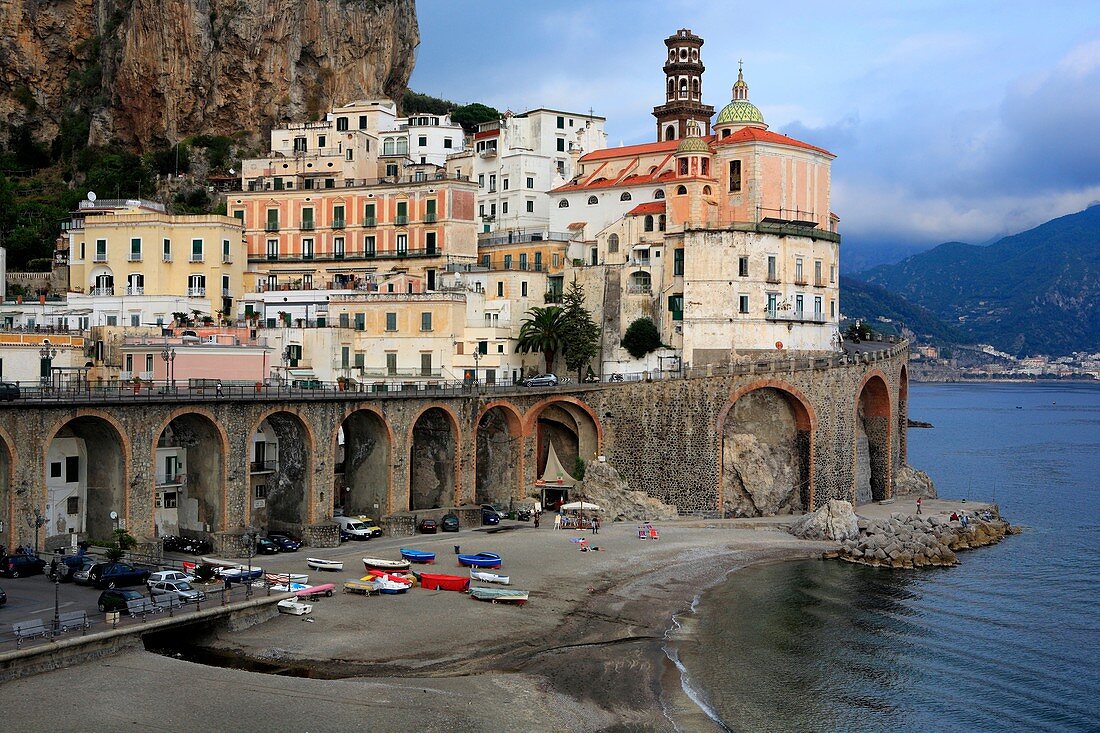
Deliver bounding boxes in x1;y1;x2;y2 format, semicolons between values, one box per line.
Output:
652;29;715;142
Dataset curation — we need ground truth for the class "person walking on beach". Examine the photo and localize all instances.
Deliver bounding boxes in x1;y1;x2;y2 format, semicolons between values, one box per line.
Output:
592;516;599;535
554;513;562;531
916;496;923;515
534;511;540;528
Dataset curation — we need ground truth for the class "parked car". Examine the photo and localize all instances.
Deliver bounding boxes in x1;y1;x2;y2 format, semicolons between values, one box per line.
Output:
440;514;460;532
353;517;385;538
254;537;280;555
97;589;145;613
53;548;94;581
147;570;195;587
482;510;500;526
521;373;559;387
419;518;439;534
72;558;99;585
148;579;206;603
516;507;532;521
0;382;20;401
333;516;373;540
267;533;302;552
90;562;151;589
481;504;506;521
1;554;46;578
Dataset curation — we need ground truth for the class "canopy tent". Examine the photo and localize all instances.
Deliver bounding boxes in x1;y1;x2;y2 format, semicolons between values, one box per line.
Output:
537;440;577;487
561;501;600;511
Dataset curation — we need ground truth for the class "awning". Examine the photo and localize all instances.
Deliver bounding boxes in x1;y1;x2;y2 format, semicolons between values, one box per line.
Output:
567;221;586;230
287;369;316;378
632;244;651;250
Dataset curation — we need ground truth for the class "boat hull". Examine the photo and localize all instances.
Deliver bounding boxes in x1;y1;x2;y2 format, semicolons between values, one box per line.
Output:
419;573;470;592
366;569;414;585
470;588;529;605
307;558;344;572
470;570;510;585
457;553;502;569
400;549;436;564
362;558;412;572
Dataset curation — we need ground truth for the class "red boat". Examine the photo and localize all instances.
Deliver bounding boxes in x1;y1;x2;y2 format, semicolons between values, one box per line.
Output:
366;569;414;585
419;573;470;592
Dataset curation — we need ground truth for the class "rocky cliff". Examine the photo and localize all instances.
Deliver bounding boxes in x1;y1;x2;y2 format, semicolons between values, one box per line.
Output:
1;0;419;151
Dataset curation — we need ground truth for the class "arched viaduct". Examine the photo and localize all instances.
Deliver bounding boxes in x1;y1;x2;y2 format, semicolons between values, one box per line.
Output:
0;344;910;552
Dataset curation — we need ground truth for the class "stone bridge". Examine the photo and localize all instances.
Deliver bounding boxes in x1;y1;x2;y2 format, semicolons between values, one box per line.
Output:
0;343;909;552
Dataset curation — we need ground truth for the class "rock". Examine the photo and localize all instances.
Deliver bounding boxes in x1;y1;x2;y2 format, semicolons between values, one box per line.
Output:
573;461;679;522
789;500;859;541
893;465;938;498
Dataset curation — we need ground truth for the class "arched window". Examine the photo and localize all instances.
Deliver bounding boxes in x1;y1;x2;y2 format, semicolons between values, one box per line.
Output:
701;158;709;176
558;199;569;208
665;125;676;141
654;189;665;200
630;271;651;291
692;78;700;95
721;129;731;138
667;79;674;99
620;192;632;201
679;78;688;98
607;234;619;253
658;214;667;231
644;215;654;232
676;185;687;195
587;195;598;205
679;158;689;175
702;185;712;195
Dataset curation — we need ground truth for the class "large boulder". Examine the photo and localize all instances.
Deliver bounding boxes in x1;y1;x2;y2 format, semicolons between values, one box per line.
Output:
894;465;937;498
789;500;859;542
572;461;679;522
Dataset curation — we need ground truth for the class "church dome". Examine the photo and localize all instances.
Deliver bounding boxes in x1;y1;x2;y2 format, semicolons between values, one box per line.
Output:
676;135;711;154
715;99;765;126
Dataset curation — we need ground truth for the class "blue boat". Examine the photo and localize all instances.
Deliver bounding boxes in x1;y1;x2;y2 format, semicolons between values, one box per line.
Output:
400;548;436;564
457;552;502;569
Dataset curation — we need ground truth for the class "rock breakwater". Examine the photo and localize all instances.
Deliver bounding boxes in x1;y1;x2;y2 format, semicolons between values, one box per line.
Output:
828;510;1015;569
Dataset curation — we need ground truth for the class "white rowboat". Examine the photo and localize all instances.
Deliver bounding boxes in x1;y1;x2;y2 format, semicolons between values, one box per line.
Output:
470;569;510;585
307;558;344;572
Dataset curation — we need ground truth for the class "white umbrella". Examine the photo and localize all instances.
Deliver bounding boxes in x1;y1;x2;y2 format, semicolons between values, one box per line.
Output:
561;501;601;511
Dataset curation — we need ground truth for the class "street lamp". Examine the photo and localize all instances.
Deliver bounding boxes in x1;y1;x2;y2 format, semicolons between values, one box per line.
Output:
39;342;58;387
161;346;176;390
472;347;481;388
282;347;292;387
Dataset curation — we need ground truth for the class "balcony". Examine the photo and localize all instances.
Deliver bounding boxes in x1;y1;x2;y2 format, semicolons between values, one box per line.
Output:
765;309;829;324
424;213;437;223
222;256;232;264
265;223;280;232
250;460;277;474
266;253;279;261
395;215;408;226
93;254;108;263
794;277;808;286
627;284;653;294
125;286;144;296
249;248;443;265
332;219;346;229
477;230;570;246
156;472;186;487
128;253;142;262
300;221;315;231
190;254;204;263
89;286;114;296
766;273;780;284
162;254;172;262
363;217;376;227
814;278;827;288
187;287;206;297
222;288;232;297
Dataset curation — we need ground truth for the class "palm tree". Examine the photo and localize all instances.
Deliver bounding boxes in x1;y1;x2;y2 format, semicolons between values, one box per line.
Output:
516;306;566;373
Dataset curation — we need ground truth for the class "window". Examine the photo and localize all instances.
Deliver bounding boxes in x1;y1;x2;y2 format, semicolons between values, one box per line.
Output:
739;295;749;314
608;234;619;253
729;160;742;192
293;136;307;152
502;201;508;214
130;314;140;327
418;135;427;147
815;260;823;285
534;252;542;269
396;201;407;225
526;176;535;189
336;117;348;131
831;300;836;318
160;238;171;260
814;296;823;318
673;248;684;276
301;207;314;230
767;255;778;281
94;239;107;261
767;292;778;317
644;215;654;232
587;195;598;205
188;274;206;296
386;353;397;375
339;313;350;328
317;135;326;148
503;177;509;191
795;294;804;317
558;199;569;208
425;232;437;254
67;496;79;515
385;312;397;331
334;236;345;258
496;281;504;297
397;233;408;254
679;158;689;175
146;354;154;373
503;254;512;269
359;115;368;129
630;271;651;291
556;116;565;129
676;185;687;195
830;264;836;283
364;235;376;256
739;256;749;277
130;237;141;260
654;189;665;200
479;204;485;217
355;352;365;369
521;281;528;297
254;485;267;500
364;203;376;225
266;239;279;260
333;204;345;228
795;258;804;282
668;294;683;321
414;311;431;333
222;239;231;262
478;174;485;188
301;238;314;259
526;200;534;213
619;192;632;202
386;163;398;177
355;313;365;331
50;461;62;479
190;238;203;262
163;492;178;509
658;214;666;231
556;137;565;152
444;137;453;148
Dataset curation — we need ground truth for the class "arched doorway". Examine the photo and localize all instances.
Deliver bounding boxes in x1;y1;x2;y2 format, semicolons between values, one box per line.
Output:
475;405;522;506
153;413;225;540
46;416;126;543
855;375;892;503
721;386;813;516
530;400;600;507
409;407;458;511
249;412;312;531
337;408;392;517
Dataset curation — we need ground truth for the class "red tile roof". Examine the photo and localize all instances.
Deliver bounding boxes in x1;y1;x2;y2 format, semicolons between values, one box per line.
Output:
580;138;693;162
714;127;834;156
626;201;666;216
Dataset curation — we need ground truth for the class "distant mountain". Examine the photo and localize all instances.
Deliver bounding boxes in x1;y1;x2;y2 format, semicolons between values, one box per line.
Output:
840;238;937;273
839;276;967;344
856;206;1100;356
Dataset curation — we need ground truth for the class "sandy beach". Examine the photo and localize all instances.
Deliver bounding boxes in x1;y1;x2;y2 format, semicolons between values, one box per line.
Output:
3;501;986;732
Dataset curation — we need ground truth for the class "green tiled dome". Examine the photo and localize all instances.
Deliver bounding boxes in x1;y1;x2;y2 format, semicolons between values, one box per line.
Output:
716;99;765;126
676;136;711;154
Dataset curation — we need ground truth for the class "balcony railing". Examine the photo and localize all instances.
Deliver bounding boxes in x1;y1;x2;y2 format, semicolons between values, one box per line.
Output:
248;248;443;264
332;219;345;229
627;284;653;294
814;278;827;287
93;254;108;263
89;286;114;296
163;254;172;262
126;286;144;296
765;310;829;324
395;215;408;226
250;460;277;473
265;223;280;232
187;287;206;297
156;472;186;487
128;253;142;262
424;213;437;223
794;277;808;286
363;217;376;227
300;221;315;231
491;262;547;273
190;254;204;263
766;274;780;284
477;230;571;246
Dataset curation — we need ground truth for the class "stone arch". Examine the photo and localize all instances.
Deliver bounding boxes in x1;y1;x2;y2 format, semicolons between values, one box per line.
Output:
898;365;909;463
336;405;394;517
717;380;816;516
854;372;892;504
475;402;524;506
408;405;461;511
0;426;15;552
247;408;314;531
524;397;602;488
151;408;228;540
43;411;130;543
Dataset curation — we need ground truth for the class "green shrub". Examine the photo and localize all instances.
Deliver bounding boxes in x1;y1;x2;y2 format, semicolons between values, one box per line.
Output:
621;318;662;358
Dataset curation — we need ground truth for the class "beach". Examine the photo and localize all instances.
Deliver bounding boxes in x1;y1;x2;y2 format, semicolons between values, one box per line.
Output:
2;502;988;732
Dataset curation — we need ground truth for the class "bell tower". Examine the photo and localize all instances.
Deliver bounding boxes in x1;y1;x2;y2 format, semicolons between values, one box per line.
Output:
652;29;715;142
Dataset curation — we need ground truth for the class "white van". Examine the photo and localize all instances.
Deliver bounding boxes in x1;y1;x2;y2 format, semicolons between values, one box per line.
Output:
333;516;372;540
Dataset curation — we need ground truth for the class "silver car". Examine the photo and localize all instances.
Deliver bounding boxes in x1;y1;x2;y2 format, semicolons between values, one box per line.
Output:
148;580;206;602
522;374;559;387
147;570;195;587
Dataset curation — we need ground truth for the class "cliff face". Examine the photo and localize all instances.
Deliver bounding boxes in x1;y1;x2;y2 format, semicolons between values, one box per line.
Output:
0;0;419;151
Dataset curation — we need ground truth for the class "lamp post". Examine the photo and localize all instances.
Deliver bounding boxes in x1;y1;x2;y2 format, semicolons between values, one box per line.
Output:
39;343;58;387
161;346;176;391
472;347;481;390
282;347;292;387
52;557;61;634
244;530;257;598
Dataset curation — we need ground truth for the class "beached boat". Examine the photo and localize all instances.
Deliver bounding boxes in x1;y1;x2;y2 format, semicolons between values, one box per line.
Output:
220;566;263;583
307;558;344;572
277;599;313;615
295;582;335;599
469;588;529;605
457;552;502;569
270;582;311;593
265;572;309;585
362;557;412;572
400;548;436;564
372;576;409;594
419;572;470;592
470;569;510;585
343;579;377;595
366;569;414;585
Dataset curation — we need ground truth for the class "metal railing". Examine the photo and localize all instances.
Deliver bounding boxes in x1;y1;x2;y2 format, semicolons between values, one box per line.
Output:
187;287;206;297
250;460;277;473
765;310;829;324
156;472;186;486
89;287;114;296
477;231;571;246
249;247;443;264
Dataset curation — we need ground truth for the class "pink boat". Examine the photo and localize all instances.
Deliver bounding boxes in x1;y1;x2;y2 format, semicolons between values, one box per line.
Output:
419;573;470;592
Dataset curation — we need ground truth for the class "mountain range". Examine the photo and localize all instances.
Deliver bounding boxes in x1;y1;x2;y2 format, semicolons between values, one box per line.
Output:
851;205;1100;357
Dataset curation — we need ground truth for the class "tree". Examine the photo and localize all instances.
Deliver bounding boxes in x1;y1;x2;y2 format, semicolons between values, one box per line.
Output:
516;306;566;374
561;278;600;381
621;318;662;359
450;103;501;133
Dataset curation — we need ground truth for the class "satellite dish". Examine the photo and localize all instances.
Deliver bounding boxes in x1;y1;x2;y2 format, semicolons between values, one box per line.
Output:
109;511;118;520
87;191;97;202
229;168;235;175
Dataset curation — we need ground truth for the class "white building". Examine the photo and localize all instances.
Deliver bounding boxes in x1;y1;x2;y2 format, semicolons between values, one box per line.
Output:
379;112;465;171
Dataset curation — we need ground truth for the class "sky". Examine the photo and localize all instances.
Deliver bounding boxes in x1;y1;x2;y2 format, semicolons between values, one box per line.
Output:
409;0;1100;268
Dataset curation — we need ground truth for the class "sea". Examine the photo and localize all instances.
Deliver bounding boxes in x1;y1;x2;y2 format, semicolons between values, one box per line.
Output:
668;382;1100;732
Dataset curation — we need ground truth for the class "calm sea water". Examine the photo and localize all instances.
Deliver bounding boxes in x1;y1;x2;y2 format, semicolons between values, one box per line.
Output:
672;382;1100;732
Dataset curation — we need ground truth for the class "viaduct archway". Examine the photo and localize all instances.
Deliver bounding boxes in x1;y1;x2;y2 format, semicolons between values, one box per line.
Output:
408;406;460;511
855;373;892;503
337;407;393;517
475;403;523;506
152;411;226;539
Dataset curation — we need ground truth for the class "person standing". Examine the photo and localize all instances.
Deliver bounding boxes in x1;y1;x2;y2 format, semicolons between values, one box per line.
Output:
554;513;562;531
534;511;540;528
916;496;923;515
592;516;599;535
216;380;224;397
